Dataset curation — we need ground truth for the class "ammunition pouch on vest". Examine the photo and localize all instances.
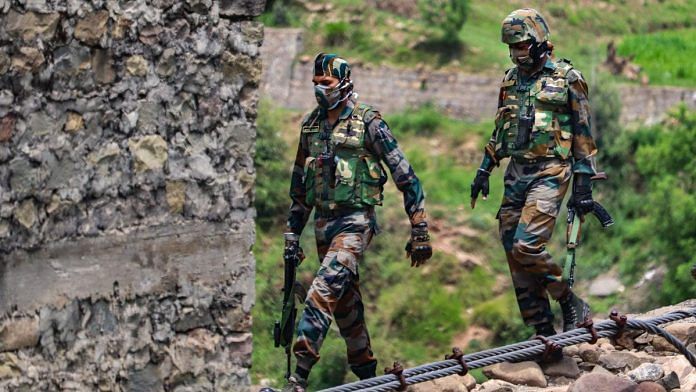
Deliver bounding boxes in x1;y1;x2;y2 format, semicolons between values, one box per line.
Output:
494;60;575;161
301;104;387;211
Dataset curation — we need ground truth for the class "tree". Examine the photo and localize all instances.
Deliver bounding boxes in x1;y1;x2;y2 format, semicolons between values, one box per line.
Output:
418;0;469;43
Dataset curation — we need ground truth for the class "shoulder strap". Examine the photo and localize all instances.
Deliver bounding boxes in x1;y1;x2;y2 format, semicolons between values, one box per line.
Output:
357;103;380;124
500;68;517;87
553;58;574;78
301;106;322;128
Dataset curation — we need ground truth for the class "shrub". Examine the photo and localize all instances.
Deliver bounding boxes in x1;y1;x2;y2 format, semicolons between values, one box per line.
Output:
325;21;351;47
418;0;468;43
387;103;445;136
472;293;531;344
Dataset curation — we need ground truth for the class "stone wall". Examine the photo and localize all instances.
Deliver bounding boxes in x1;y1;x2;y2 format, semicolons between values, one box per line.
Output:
261;28;696;126
0;0;265;390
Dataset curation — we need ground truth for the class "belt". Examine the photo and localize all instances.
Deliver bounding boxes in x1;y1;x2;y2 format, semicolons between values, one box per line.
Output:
511;156;564;165
315;206;369;219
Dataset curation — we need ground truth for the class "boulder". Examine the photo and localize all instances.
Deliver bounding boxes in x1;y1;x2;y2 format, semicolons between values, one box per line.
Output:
64;112;83;133
126;55;149;76
635;381;666;392
578;343;602;364
0;114;15;142
473;379;516;392
11;47;44;72
589;273;624;297
563;345;580;358
652;323;696;353
543;356;581;378
5;10;60;41
14;199;37;229
568;373;637;392
590;365;615;376
409;375;470;392
482;361;547;388
599;351;648;370
0;317;40;351
658;371;680;390
128;135;168;173
74;11;109;46
657;356;694;383
166;181;186;214
628;363;664;383
91;49;115;84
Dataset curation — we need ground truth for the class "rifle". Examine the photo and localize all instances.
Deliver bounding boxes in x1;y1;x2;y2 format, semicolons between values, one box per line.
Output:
273;233;306;379
564;172;614;288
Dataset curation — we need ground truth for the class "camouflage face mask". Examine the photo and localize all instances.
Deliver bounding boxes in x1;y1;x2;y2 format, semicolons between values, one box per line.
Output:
314;79;352;110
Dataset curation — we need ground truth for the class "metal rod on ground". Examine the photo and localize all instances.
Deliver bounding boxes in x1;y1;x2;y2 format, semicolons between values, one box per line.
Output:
318;308;696;392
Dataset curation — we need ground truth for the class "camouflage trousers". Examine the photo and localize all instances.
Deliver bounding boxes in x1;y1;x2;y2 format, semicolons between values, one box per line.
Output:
293;209;378;375
497;159;572;327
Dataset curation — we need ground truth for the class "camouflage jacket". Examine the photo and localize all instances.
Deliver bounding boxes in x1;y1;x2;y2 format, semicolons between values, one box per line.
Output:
480;57;598;176
287;97;426;235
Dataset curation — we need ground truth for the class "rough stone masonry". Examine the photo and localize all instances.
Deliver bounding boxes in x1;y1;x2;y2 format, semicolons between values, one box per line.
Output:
0;0;266;390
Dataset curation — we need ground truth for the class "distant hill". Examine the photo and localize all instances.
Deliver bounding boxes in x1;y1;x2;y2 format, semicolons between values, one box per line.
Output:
261;0;696;87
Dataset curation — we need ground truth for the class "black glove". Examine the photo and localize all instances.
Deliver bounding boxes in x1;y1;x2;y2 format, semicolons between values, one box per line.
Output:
569;174;594;216
470;168;490;208
405;222;432;267
283;233;305;264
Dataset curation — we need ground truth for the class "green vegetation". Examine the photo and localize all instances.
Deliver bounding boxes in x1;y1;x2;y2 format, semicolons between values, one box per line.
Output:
261;0;696;86
253;93;696;388
418;0;469;43
255;101;297;229
618;28;696;87
608;106;696;302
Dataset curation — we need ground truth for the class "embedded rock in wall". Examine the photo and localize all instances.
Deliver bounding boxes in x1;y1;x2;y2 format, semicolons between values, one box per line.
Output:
0;0;265;390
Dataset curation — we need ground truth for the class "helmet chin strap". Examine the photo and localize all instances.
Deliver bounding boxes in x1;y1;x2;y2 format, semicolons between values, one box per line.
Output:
530;40;549;65
511;41;549;72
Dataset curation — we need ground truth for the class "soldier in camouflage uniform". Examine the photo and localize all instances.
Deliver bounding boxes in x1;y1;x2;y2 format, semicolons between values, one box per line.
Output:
470;9;596;339
282;53;432;391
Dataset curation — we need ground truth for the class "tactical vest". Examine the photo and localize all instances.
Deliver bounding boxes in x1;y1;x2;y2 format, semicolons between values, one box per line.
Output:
494;59;575;161
301;104;387;211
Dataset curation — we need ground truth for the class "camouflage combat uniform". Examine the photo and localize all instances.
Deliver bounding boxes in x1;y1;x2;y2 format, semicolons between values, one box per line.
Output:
287;95;426;378
480;56;598;328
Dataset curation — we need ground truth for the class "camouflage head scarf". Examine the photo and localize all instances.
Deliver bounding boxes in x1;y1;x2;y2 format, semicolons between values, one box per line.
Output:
314;53;351;80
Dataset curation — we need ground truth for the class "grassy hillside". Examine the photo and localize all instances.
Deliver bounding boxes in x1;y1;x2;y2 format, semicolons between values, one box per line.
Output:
261;0;696;86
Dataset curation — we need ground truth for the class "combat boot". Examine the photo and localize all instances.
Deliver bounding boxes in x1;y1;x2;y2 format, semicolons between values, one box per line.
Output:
274;374;307;392
559;291;591;332
534;323;557;337
351;360;377;380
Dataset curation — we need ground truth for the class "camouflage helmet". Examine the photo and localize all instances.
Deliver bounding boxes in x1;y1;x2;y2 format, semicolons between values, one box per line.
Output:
501;8;550;45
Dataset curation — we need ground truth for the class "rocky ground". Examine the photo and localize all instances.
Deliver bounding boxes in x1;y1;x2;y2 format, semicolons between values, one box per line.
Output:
410;301;696;392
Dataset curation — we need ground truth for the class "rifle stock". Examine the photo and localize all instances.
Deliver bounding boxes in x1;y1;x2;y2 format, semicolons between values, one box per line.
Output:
591;201;614;227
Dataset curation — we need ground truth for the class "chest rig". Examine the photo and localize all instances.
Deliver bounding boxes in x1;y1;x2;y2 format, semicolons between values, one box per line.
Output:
301;104;387;211
495;60;575;161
